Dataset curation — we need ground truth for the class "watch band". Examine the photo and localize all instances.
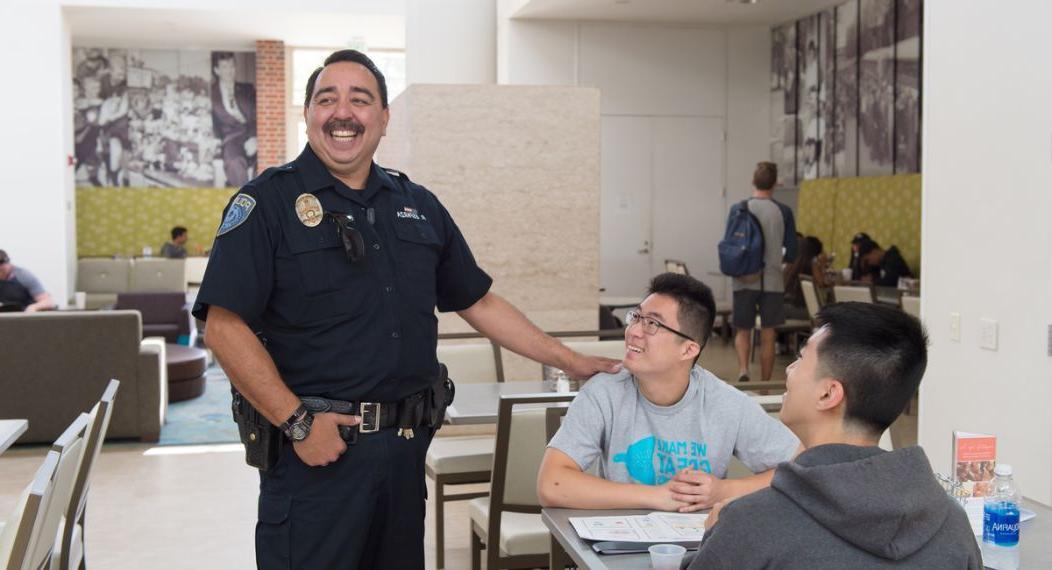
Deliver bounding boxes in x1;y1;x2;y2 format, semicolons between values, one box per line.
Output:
280;404;308;437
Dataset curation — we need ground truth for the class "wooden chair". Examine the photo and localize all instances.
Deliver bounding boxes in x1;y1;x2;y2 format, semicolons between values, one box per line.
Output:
833;284;876;303
0;452;60;570
55;379;120;570
427;343;502;569
469;393;575;570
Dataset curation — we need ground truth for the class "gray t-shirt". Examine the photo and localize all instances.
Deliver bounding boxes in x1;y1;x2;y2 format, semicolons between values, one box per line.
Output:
732;197;794;294
548;366;799;485
160;242;187;259
8;266;45;297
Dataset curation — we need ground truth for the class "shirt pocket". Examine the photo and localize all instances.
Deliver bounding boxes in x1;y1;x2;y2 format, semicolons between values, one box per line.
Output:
393;220;441;280
285;225;369;320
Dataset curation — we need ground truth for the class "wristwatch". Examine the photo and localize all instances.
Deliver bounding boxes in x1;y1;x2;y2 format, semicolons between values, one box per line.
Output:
280;404;314;442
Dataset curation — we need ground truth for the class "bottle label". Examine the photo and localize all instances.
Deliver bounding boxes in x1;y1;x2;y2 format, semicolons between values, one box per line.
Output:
983;501;1020;546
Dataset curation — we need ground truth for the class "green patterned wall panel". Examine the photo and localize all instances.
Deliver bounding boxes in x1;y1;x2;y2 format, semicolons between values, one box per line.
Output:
797;179;838;240
76;187;233;257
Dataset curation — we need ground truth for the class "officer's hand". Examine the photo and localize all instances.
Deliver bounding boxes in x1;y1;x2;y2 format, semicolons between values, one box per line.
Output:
668;469;724;511
292;413;361;467
564;352;622;381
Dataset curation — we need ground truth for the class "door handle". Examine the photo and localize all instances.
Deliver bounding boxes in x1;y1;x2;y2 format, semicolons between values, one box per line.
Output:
638;240;650;255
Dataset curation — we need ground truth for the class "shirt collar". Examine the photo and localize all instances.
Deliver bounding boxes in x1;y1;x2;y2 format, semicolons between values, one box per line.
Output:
294;145;398;205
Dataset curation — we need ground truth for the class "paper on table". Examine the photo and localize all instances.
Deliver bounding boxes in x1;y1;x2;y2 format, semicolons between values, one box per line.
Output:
569;512;709;543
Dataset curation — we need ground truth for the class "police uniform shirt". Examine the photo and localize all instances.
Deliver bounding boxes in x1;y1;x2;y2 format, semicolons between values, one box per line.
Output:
193;145;492;402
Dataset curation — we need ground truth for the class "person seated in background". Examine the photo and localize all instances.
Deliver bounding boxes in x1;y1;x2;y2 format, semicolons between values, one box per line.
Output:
160;226;189;259
783;235;833;319
855;236;913;287
0;249;55;312
686;303;980;570
849;232;876;281
537;273;801;512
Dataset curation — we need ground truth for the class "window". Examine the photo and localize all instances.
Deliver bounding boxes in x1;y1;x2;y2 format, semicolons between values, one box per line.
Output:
286;46;406;158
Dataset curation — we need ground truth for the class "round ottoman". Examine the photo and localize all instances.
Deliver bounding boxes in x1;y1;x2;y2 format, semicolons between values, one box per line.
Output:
166;344;208;402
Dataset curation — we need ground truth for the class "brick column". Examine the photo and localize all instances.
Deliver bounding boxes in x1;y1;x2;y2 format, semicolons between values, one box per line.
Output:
255;40;287;171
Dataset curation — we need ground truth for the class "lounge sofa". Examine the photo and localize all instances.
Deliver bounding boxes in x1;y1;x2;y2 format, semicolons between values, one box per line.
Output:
0;310;166;443
76;258;187;310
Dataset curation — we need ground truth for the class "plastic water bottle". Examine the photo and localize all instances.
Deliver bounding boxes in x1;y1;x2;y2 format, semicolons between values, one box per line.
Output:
983;464;1021;570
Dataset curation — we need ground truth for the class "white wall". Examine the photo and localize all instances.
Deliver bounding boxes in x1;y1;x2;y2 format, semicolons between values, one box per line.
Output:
0;1;76;304
919;0;1052;505
406;0;496;85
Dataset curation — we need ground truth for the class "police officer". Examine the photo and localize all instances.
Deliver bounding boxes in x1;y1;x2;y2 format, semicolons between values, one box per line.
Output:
193;49;620;569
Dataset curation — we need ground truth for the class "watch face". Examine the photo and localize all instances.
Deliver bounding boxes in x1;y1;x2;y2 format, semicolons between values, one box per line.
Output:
290;421;310;441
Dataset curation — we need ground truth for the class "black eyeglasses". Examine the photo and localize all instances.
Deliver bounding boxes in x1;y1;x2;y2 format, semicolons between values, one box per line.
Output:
325;211;366;263
625;309;697;344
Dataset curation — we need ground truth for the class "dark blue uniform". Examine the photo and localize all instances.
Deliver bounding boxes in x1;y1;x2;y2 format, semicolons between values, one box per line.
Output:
193;145;492;569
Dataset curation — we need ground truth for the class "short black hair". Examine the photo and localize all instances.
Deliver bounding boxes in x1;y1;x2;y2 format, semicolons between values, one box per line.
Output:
647;273;716;348
171;226;188;240
813;302;928;435
303;49;388;109
211;51;236;72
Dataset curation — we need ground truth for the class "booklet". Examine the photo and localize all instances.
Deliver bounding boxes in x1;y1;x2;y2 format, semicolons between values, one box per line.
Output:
569;512;708;544
952;431;996;497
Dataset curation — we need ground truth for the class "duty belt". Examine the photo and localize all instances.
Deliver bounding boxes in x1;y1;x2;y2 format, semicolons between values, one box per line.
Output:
300;393;428;443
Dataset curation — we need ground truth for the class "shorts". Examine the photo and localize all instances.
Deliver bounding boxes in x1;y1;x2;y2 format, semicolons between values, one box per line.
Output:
732;290;786;329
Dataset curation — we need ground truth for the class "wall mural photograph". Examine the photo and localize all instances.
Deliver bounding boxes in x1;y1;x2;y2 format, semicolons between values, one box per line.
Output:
73;47;256;188
773;0;922;184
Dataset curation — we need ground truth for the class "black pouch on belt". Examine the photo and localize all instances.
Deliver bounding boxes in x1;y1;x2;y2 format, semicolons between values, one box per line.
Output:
231;387;281;471
428;363;455;432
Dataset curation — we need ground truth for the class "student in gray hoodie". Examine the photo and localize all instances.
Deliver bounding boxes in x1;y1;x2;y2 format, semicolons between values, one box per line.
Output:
685;302;982;569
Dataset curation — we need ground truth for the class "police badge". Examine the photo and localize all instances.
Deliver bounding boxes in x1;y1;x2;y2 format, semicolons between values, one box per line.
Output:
295;193;323;228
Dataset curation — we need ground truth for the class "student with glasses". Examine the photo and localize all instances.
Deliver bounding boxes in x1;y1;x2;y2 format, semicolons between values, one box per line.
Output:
193;49;621;569
539;273;801;513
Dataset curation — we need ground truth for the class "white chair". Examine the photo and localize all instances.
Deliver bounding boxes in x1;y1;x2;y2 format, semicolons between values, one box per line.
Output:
878;429;894;451
664;259;689;275
54;379;120;570
427;342;502;569
800;275;823;323
1;414;89;570
0;452;60;570
901;295;921;319
833;284;875;304
469;393;575;570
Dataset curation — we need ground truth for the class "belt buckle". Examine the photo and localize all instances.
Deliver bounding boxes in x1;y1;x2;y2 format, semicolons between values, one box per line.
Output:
359;402;381;433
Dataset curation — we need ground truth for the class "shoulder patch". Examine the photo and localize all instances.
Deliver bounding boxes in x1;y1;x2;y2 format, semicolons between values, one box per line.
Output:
217;193;257;236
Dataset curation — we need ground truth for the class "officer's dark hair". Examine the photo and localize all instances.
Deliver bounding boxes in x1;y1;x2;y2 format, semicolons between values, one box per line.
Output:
211;51;236;73
303;49;388;109
813;302;928;436
646;273;716;349
0;249;8;265
753;161;778;191
171;226;188;240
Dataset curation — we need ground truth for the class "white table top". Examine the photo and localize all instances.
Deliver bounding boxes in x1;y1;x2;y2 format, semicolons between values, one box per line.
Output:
0;419;28;455
446;381;558;425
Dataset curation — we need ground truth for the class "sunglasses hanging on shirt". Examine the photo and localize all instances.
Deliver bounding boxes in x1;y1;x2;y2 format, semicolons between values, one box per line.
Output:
324;211;366;263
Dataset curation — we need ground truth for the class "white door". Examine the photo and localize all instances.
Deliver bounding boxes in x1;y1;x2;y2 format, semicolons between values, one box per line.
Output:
599;116;653;298
650;117;727;302
599;115;727;301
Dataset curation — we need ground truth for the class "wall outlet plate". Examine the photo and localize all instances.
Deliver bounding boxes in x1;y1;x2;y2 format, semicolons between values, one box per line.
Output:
949;312;961;342
980;318;998;351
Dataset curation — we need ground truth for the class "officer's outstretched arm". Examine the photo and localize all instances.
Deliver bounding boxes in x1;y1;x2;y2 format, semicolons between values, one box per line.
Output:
458;292;621;380
204;305;302;425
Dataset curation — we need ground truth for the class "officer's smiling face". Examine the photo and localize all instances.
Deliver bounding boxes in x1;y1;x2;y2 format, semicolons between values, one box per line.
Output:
304;61;389;185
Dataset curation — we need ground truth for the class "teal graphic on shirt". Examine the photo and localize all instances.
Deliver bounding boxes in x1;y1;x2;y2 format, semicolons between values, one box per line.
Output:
612;435;712;485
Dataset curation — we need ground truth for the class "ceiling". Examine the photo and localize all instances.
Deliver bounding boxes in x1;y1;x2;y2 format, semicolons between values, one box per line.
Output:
512;0;848;26
65;5;405;51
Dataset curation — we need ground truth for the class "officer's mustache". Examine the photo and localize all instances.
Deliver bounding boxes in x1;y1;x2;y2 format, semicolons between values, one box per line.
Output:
324;119;365;137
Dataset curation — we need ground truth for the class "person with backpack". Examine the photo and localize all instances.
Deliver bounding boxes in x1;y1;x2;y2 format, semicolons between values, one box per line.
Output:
719;162;797;383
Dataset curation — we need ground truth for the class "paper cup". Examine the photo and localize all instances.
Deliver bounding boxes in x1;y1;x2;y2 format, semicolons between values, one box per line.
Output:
74;291;86;310
841;268;853;282
648;544;686;570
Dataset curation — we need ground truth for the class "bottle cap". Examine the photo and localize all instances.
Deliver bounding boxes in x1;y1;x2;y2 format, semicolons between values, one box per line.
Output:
994;463;1013;477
